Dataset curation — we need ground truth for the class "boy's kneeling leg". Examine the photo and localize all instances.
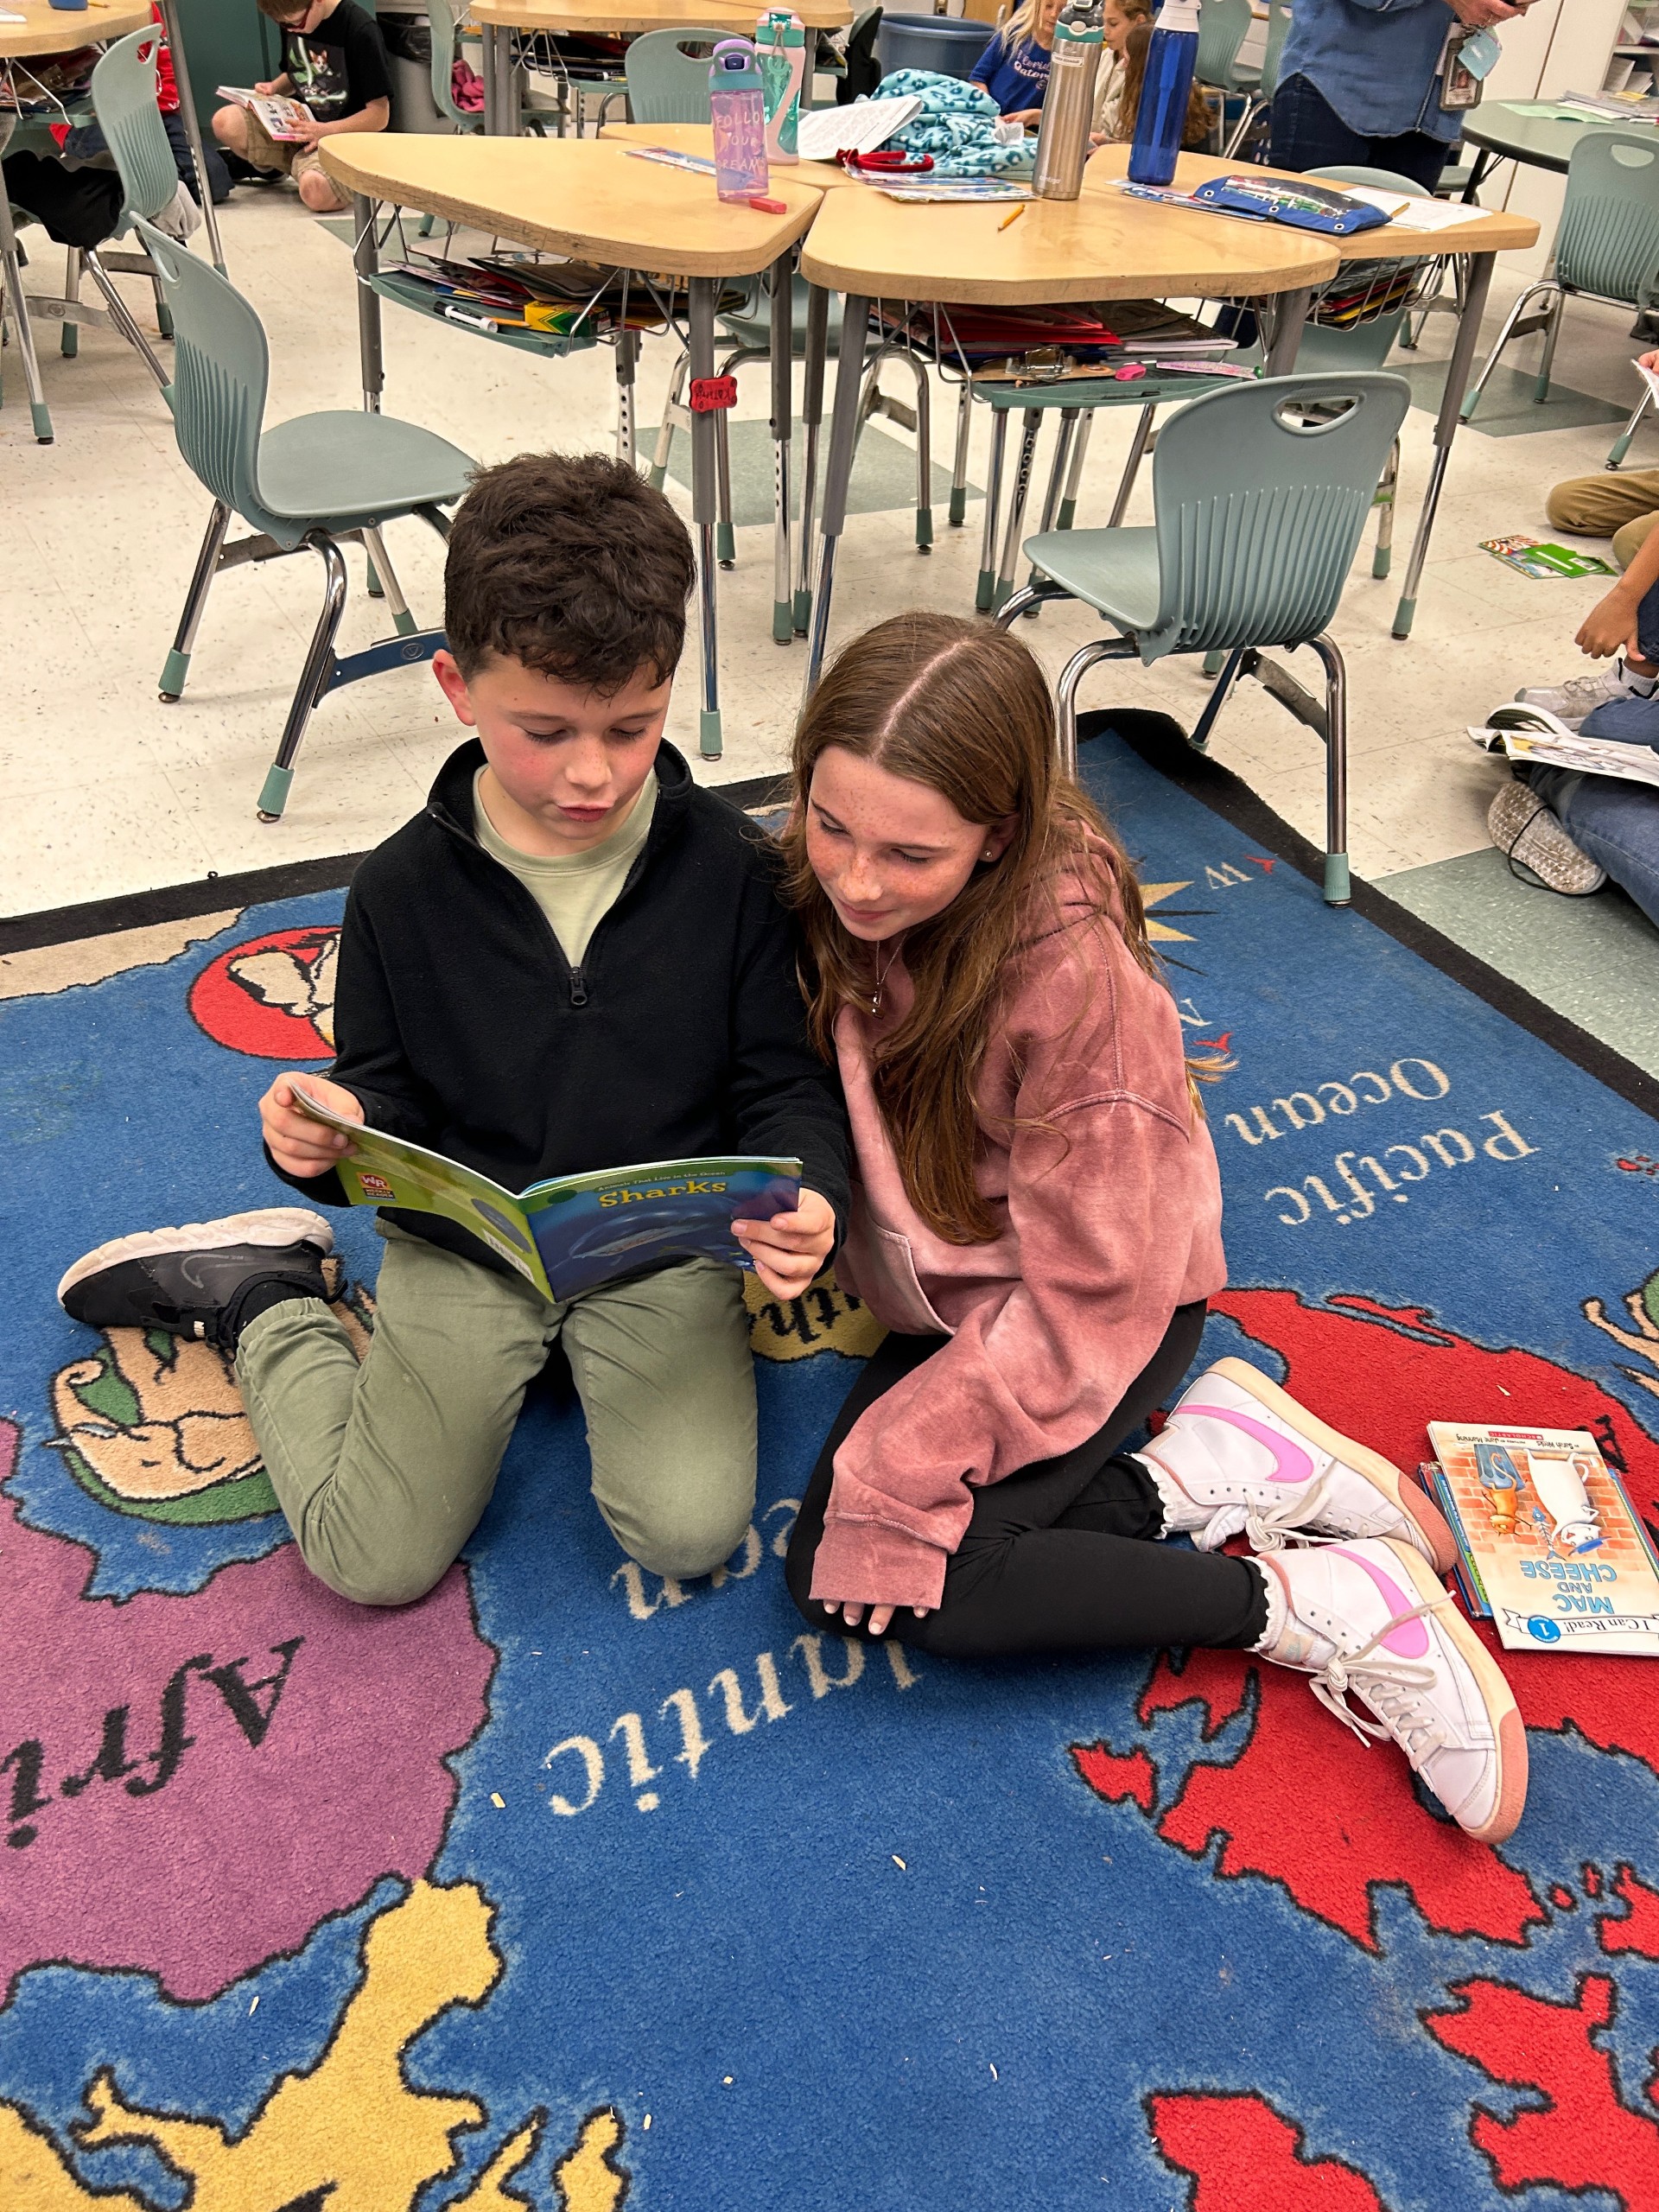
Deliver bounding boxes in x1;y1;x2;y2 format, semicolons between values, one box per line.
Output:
563;1259;757;1582
238;1227;555;1605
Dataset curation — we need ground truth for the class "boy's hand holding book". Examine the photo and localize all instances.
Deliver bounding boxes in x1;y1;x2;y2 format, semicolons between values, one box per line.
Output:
260;1073;363;1179
731;1188;836;1302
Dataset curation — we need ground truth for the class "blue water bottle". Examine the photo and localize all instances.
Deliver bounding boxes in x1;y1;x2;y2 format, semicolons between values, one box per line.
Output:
1128;0;1199;188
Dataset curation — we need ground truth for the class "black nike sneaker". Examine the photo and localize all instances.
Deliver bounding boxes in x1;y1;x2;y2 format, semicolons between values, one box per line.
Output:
57;1210;334;1347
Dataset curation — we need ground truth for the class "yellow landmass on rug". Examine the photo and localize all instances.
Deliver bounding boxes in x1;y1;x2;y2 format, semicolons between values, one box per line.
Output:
0;1881;629;2212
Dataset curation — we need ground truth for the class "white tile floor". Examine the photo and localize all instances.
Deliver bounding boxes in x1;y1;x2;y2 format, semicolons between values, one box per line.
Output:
3;176;1656;918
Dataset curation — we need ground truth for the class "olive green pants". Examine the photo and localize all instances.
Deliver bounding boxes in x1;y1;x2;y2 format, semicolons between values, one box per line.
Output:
1546;467;1659;570
237;1224;756;1605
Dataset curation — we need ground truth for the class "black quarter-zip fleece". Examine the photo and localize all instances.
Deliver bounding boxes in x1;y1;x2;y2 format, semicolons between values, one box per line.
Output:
271;737;850;1277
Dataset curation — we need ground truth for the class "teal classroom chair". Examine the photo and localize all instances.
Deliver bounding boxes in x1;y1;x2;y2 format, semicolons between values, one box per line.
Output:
1194;0;1252;149
1462;130;1659;433
1222;0;1289;158
996;369;1412;906
135;219;476;823
22;28;176;393
624;26;725;120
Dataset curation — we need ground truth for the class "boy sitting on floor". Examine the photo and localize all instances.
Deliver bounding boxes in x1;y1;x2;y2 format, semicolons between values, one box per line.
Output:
58;454;849;1606
213;0;391;217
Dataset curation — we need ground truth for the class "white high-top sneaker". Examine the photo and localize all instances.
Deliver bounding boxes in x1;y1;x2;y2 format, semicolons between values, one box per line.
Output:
1253;1537;1527;1844
1135;1357;1456;1572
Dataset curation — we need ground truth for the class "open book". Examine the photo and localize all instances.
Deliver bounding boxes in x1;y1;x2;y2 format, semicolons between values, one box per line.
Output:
291;1084;800;1305
1425;1422;1659;1656
794;95;924;162
216;85;314;143
1469;702;1659;791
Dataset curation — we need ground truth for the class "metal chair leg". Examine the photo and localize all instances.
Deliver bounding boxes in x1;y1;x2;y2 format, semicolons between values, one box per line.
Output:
1109;403;1157;527
84;251;169;392
1021;405;1080;607
902;346;932;551
1533;291;1565;405
992;408;1042;612
359;524;417;636
150;266;173;340
1608;385;1652;471
60;248;80;358
1052;636;1138;778
159;500;232;699
794;281;830;632
257;533;350;822
1372;438;1400;579
1057;408;1093;531
949;379;972;526
1460;279;1554;423
0;195;54;441
615;326;639;471
1302;632;1350;906
976;409;1010;612
648;350;688;491
768;254;793;641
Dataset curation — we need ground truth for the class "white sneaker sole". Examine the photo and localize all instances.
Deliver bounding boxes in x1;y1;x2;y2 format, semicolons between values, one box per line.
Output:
56;1209;335;1308
1377;1537;1529;1846
1205;1356;1458;1574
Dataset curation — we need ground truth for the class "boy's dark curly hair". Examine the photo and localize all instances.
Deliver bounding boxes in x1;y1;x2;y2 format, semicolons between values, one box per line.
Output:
443;452;696;693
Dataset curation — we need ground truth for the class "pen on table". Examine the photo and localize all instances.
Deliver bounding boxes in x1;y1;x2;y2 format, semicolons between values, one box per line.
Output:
998;204;1025;232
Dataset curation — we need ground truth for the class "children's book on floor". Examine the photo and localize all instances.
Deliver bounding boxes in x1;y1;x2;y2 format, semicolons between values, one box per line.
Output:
291;1084;800;1304
1478;534;1618;581
1424;1421;1659;1656
1468;705;1659;790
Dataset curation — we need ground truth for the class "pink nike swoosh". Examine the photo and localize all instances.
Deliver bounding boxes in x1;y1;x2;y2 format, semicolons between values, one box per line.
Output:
1332;1547;1431;1658
1182;1403;1313;1487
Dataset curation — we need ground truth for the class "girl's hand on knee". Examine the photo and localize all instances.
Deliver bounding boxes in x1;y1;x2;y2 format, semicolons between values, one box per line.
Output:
259;1073;363;1178
820;1600;931;1636
731;1185;836;1301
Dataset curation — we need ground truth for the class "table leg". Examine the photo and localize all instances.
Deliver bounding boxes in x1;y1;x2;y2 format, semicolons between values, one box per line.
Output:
352;194;385;415
1264;287;1312;375
804;292;872;697
689;275;723;758
1391;249;1494;641
793;282;830;634
154;0;226;273
483;25;519;136
770;253;794;644
615;327;639;470
0;130;50;443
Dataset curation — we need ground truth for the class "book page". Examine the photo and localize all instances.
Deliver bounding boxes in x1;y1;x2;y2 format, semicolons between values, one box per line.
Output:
519;1156;801;1305
795;96;923;161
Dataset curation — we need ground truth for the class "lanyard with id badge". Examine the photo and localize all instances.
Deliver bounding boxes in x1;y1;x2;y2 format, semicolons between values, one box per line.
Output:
1439;23;1502;112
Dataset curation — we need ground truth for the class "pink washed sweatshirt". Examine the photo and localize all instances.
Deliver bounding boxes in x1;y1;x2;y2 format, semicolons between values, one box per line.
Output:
810;856;1227;1614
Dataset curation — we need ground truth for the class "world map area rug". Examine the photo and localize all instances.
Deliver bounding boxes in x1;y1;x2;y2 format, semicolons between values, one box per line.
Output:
2;721;1658;2211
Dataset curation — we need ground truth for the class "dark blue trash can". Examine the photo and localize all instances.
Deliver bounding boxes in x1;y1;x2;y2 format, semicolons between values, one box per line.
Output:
876;12;995;80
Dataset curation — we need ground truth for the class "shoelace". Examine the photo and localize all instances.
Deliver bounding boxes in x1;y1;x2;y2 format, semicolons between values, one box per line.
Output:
1197;1475;1351;1555
1305;1594;1454;1761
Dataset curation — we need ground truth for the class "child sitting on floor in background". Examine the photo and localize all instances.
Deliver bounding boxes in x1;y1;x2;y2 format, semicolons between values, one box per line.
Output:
1490;499;1659;930
58;454;849;1609
781;611;1527;1847
969;0;1064;126
213;0;391;216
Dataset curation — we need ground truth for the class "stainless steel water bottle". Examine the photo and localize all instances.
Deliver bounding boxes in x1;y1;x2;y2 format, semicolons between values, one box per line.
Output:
1033;0;1104;203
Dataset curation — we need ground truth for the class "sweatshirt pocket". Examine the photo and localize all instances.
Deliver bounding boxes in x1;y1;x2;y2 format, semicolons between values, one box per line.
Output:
868;1225;953;1337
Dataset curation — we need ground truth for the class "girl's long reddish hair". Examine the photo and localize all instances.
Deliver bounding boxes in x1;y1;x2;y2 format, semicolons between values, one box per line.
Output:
779;613;1162;1246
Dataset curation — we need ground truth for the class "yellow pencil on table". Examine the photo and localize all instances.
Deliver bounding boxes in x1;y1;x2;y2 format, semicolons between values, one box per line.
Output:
998;204;1025;232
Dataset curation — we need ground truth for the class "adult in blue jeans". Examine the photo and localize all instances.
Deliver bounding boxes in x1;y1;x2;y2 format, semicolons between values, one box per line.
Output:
1271;0;1534;196
1492;515;1659;930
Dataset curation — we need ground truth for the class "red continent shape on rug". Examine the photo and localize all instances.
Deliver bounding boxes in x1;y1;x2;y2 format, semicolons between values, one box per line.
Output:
1424;1975;1659;2202
1070;1745;1155;1812
0;1421;497;2005
1598;1865;1659;1961
1147;2091;1390;2210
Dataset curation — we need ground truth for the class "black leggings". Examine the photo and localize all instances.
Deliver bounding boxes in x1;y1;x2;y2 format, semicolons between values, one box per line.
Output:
785;1302;1268;1660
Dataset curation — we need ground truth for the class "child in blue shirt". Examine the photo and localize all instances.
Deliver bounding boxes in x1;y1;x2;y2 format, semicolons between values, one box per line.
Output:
969;0;1063;126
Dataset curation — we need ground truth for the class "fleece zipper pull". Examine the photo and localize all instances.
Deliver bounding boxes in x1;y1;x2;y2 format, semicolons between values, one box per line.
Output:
569;965;588;1007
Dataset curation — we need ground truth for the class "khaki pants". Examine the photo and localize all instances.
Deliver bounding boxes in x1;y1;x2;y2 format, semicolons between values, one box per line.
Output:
239;109;337;201
237;1224;756;1605
1545;468;1659;570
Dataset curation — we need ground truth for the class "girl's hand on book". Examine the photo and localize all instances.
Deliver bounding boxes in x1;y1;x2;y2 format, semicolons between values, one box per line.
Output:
821;1599;931;1637
730;1185;836;1301
259;1072;362;1178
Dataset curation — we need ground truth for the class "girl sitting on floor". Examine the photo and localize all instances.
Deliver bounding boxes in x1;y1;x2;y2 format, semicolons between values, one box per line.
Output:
777;613;1526;1845
968;0;1064;126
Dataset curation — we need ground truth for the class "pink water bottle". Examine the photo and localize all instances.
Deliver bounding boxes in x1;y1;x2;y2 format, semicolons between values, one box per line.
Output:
710;38;768;203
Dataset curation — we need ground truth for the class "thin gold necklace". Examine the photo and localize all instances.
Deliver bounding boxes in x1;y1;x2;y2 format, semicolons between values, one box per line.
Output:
868;939;900;1016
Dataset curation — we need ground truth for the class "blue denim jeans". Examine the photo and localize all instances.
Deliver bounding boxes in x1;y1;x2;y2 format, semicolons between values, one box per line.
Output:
1269;74;1453;196
1523;687;1659;930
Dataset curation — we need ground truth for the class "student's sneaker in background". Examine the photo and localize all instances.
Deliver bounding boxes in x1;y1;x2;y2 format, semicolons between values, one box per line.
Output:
1254;1536;1528;1842
1135;1357;1456;1570
1515;658;1656;729
58;1210;334;1347
1487;780;1606;896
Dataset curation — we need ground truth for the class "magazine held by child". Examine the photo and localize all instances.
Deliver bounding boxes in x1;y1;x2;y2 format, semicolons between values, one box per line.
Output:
1425;1421;1659;1656
290;1082;801;1305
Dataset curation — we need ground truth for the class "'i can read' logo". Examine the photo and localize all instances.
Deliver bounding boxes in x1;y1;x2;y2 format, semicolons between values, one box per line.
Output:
189;925;340;1059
